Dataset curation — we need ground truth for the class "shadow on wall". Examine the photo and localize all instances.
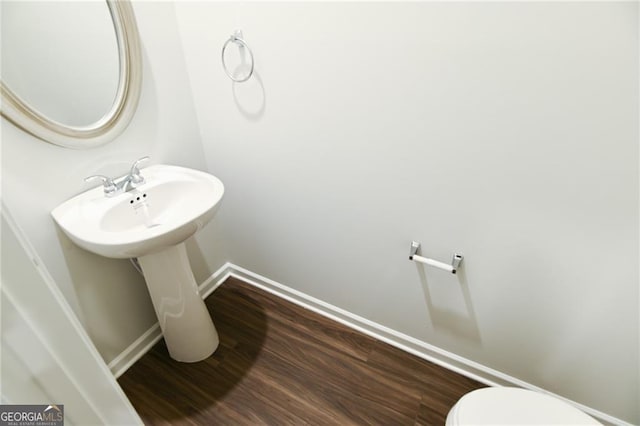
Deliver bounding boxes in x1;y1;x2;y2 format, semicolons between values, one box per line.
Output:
185;238;211;283
231;67;266;121
416;263;482;344
185;217;230;284
54;225;157;363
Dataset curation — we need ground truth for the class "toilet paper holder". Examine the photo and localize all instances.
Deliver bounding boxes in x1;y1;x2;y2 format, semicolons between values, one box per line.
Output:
409;241;463;274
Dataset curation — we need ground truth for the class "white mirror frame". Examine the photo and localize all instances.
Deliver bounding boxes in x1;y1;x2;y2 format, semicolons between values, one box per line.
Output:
0;0;142;149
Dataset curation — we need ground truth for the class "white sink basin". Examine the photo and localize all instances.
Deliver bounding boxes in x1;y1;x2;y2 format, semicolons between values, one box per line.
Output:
52;164;224;259
52;164;224;363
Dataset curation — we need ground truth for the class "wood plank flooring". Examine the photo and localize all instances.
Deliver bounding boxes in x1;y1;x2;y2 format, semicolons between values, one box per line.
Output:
119;277;485;425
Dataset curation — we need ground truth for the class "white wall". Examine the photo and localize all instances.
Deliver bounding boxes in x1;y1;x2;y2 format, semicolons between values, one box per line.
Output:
1;2;228;365
176;2;639;423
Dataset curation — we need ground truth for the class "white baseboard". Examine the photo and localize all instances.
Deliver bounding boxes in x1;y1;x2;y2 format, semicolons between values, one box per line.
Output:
111;262;628;426
109;324;163;379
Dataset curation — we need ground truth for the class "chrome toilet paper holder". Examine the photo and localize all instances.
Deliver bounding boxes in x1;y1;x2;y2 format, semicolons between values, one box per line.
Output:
409;241;463;274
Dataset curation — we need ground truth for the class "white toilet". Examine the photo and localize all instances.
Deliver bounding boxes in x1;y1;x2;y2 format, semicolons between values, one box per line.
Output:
446;387;602;425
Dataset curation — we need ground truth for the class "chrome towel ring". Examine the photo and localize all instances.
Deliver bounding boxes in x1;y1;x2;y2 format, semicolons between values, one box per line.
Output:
221;30;254;83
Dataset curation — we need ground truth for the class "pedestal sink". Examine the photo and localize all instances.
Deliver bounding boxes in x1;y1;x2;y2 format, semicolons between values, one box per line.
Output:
52;164;224;362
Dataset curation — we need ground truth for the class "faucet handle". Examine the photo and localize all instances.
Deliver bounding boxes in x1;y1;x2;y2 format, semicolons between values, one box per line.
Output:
129;156;150;185
85;174;117;196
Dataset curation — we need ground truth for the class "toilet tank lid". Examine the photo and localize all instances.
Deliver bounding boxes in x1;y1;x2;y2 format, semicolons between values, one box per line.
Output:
449;387;602;425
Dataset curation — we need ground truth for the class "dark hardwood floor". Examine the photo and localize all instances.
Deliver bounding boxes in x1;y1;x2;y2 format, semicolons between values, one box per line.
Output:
119;277;485;425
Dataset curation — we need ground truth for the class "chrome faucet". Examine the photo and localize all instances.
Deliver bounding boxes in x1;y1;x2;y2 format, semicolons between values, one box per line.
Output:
85;156;150;197
120;156;149;192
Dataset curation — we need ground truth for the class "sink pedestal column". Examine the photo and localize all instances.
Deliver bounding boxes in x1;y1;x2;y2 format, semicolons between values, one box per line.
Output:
138;243;218;362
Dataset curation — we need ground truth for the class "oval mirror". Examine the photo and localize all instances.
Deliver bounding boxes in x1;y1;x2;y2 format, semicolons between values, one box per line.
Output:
0;0;142;149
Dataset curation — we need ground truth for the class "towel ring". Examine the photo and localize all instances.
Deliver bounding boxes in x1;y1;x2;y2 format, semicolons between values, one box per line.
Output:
221;31;254;83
